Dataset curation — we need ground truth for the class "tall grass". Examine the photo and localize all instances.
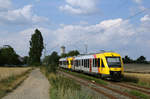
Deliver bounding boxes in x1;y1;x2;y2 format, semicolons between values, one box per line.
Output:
41;67;93;99
49;74;92;99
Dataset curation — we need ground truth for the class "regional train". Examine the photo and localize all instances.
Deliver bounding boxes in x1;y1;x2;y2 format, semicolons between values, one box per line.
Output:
59;52;124;81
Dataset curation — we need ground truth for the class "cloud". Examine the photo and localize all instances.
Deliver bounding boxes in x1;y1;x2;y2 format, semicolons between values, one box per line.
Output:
141;15;150;22
0;5;48;26
0;0;12;11
1;17;150;59
133;0;143;4
52;18;135;51
59;0;98;15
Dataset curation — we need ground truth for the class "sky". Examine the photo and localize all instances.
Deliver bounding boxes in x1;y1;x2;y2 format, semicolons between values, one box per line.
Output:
0;0;150;60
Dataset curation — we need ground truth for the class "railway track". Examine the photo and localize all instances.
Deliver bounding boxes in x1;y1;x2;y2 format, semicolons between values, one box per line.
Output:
111;82;150;95
59;71;139;99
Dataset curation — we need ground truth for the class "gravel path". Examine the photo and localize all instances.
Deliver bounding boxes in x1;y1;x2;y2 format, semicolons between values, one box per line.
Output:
3;69;50;99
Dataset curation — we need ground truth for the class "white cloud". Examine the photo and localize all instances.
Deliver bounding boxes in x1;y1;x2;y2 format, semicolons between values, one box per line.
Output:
0;5;48;26
133;0;142;4
141;15;150;22
53;18;135;49
59;0;98;15
0;0;12;11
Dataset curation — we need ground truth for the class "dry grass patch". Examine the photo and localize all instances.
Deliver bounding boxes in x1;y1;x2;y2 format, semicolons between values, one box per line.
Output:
0;67;31;81
0;67;32;98
124;73;150;87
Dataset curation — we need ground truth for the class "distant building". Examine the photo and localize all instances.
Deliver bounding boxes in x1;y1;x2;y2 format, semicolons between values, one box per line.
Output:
61;46;65;54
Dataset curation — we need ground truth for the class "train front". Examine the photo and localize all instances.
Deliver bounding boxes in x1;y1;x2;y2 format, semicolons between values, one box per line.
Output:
105;53;124;81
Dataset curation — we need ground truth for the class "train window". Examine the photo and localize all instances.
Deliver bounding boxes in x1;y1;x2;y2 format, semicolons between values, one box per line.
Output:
92;59;94;67
76;60;77;66
79;60;80;66
88;59;89;68
84;60;85;67
85;59;87;68
98;58;100;67
85;60;86;67
86;59;88;68
101;59;104;67
85;59;87;67
74;60;76;66
94;59;97;67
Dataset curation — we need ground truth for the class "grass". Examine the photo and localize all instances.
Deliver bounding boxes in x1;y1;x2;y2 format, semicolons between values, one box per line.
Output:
61;69;108;85
0;67;32;98
0;67;31;81
125;90;150;99
123;73;150;88
40;67;93;99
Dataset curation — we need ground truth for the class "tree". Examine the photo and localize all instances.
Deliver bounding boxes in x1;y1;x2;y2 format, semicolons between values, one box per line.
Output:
0;45;22;66
67;50;80;57
61;53;68;58
29;29;44;66
43;51;60;73
122;55;133;64
136;56;147;64
48;51;60;65
61;50;80;57
23;56;29;65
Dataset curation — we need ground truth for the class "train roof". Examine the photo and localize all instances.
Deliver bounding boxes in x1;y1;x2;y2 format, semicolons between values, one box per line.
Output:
74;54;94;59
59;52;120;61
59;58;67;61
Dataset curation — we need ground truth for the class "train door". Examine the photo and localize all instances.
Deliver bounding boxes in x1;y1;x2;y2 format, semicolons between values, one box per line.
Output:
92;58;98;73
100;58;104;73
89;59;92;72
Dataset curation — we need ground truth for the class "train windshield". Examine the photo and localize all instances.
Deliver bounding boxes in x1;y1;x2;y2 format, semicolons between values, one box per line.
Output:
106;57;121;67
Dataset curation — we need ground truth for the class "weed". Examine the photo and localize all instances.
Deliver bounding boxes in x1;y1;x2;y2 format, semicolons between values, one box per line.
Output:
126;90;150;99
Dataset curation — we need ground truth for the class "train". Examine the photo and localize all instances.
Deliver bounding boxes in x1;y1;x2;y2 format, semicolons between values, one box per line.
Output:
59;52;124;81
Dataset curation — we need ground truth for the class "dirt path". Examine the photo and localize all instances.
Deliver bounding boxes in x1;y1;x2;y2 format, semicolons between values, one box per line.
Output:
3;69;50;99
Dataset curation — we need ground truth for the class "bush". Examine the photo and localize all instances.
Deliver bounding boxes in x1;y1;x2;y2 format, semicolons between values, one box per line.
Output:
45;64;58;75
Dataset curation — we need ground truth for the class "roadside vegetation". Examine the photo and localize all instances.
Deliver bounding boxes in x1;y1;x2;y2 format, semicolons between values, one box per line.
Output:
41;66;93;99
0;67;32;98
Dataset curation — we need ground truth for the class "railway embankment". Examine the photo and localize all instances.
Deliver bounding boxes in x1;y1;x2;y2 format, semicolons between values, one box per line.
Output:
60;69;150;99
41;67;107;99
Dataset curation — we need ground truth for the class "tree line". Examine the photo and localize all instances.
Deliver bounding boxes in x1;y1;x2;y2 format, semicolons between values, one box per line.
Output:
122;55;149;64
